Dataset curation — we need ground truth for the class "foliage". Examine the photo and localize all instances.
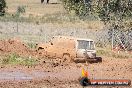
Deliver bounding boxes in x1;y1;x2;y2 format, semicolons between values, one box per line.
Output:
27;42;37;49
2;53;38;66
61;0;132;50
61;0;92;18
61;0;132;22
96;0;132;50
15;6;26;17
96;0;132;23
0;0;6;16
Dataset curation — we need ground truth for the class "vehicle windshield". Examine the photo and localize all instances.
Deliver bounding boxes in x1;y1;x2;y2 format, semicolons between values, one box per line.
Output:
78;40;95;50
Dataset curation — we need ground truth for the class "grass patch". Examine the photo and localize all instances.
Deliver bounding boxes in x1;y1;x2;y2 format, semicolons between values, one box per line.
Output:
0;13;79;23
0;13;103;30
97;49;132;59
27;42;37;49
0;12;100;22
2;53;38;66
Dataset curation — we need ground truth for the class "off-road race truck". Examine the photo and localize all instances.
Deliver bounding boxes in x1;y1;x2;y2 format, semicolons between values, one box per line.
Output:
37;36;97;63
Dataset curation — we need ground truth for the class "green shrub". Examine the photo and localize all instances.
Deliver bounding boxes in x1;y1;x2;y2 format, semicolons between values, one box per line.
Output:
15;6;26;17
61;0;92;18
2;58;9;64
2;53;19;64
2;53;38;66
27;43;37;49
61;0;132;21
21;58;37;66
0;0;6;16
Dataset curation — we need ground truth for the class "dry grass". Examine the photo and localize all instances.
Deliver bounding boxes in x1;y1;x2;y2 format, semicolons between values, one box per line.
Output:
97;48;132;59
6;0;64;17
5;0;104;29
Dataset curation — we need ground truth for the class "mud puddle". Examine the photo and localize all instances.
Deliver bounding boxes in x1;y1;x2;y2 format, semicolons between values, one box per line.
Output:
0;69;81;81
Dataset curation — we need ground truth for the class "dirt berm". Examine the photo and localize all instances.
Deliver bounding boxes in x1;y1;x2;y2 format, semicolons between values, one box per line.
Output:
0;39;34;57
0;38;56;59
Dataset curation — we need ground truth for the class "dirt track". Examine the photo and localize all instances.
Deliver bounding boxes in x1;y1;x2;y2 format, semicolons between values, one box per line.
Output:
0;39;131;88
0;57;131;88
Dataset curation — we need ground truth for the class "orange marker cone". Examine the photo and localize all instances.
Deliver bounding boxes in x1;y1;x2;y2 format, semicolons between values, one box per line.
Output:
82;68;88;77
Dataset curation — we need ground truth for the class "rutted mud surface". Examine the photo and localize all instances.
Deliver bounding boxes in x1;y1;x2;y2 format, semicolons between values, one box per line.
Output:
0;39;131;88
0;57;131;88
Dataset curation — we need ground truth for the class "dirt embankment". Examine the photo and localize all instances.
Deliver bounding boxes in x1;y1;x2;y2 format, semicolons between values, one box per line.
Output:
0;38;69;61
0;39;37;57
0;39;28;53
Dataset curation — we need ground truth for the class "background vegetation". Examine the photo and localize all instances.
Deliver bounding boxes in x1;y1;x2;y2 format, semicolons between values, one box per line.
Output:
1;53;38;66
0;0;6;16
0;0;131;58
61;0;132;50
61;0;132;22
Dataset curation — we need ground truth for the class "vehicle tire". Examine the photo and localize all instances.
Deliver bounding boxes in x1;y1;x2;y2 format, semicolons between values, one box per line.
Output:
62;54;71;63
38;47;44;50
96;57;102;62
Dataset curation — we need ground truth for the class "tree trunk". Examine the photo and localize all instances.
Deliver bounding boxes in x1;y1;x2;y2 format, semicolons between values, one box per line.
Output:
41;0;44;3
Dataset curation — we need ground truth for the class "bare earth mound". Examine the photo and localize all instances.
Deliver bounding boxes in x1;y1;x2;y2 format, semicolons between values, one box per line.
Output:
0;39;31;56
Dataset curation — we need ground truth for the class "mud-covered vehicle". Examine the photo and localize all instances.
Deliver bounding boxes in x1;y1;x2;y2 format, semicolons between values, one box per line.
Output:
37;36;97;63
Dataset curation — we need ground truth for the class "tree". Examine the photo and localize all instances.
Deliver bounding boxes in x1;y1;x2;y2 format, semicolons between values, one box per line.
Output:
0;0;6;16
61;0;132;50
96;0;132;50
61;0;132;21
96;0;132;24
